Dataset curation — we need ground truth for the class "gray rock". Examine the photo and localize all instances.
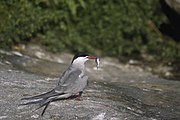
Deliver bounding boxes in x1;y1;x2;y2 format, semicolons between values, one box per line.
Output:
0;49;180;120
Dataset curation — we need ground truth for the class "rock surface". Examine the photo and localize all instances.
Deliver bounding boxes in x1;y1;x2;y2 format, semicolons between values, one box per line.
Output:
165;0;180;14
0;45;180;120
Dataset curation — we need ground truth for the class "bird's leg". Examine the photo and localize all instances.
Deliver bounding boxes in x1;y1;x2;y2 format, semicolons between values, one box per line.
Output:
75;91;83;101
67;92;83;100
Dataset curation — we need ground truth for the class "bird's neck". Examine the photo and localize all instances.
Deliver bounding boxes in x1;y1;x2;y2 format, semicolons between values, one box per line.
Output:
71;62;86;70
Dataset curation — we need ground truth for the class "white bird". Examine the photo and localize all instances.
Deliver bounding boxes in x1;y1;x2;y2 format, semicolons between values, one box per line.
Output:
20;53;99;116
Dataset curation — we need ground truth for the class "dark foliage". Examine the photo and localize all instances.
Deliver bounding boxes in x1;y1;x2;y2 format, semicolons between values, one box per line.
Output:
0;0;179;62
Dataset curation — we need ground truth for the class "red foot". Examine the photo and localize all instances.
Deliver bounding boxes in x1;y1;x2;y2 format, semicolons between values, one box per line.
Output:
75;96;82;101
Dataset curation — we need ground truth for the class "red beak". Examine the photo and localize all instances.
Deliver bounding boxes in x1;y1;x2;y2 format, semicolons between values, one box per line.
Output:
87;56;97;60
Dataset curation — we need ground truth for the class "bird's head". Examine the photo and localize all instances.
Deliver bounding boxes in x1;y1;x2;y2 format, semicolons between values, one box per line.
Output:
71;53;97;65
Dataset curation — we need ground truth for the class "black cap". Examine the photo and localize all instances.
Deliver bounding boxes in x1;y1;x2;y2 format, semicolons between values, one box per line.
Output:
71;53;89;63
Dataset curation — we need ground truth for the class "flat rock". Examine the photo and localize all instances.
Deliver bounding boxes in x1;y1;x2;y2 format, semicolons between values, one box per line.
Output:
0;49;180;120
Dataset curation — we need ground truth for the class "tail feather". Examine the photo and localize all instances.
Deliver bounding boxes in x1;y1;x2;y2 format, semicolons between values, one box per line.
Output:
20;92;72;116
41;101;51;116
20;97;52;116
32;94;70;116
38;94;72;116
21;89;57;100
19;99;43;106
26;99;51;116
34;99;50;111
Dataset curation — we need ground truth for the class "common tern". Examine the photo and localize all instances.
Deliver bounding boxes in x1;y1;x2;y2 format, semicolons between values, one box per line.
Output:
20;53;99;116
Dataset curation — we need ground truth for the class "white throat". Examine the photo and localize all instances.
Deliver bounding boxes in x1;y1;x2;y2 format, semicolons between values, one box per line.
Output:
71;57;88;69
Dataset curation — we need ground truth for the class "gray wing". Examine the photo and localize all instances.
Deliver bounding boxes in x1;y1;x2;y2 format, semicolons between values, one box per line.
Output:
55;68;82;93
57;66;76;85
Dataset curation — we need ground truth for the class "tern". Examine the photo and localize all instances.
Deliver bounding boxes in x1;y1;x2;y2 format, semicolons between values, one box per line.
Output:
20;53;99;116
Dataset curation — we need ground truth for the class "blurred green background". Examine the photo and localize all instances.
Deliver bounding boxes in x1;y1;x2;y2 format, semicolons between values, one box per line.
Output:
0;0;179;63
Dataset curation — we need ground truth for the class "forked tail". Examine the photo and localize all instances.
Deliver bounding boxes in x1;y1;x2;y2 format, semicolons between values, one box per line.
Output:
20;90;71;116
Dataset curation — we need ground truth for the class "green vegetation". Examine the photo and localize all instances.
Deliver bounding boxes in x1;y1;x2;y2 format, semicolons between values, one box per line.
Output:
0;0;179;63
